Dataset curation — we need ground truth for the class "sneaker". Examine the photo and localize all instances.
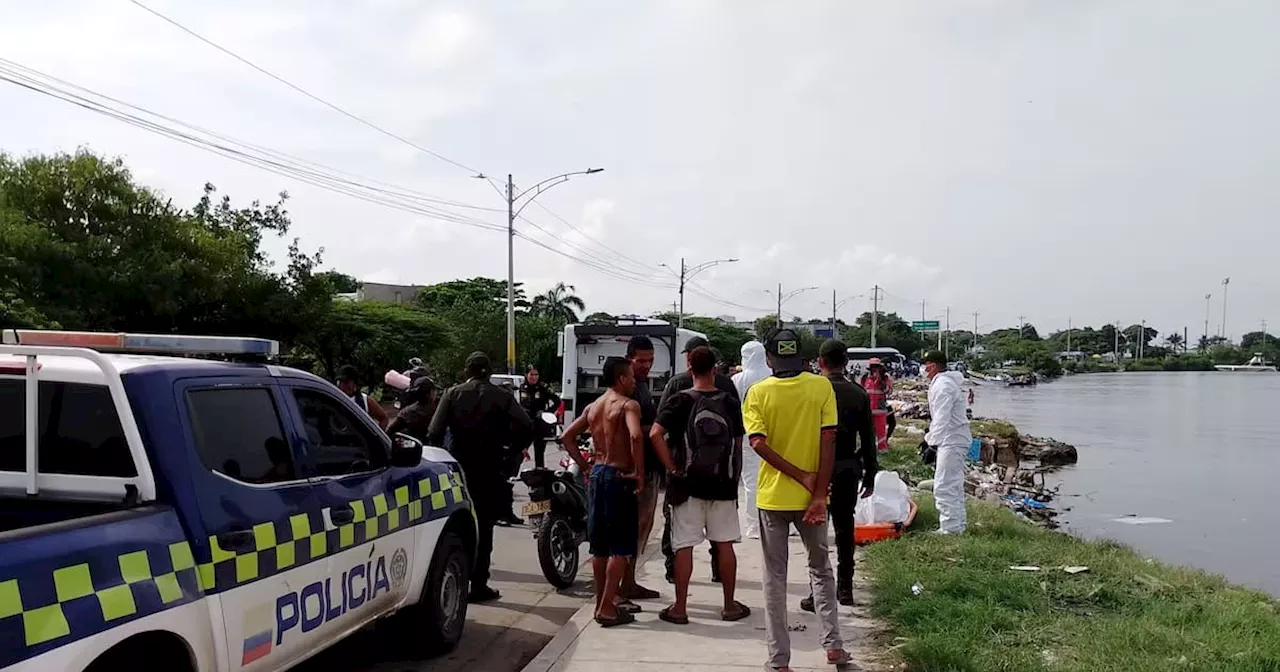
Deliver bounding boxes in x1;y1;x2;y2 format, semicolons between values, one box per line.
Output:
468;586;501;603
837;587;855;606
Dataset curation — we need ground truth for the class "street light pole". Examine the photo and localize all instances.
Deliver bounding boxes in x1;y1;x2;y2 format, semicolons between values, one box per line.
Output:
1221;277;1230;342
660;257;738;328
484;167;604;373
766;285;819;329
1204;293;1211;350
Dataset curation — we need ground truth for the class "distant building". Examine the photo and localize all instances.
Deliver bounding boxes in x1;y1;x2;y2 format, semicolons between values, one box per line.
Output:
1056;351;1087;362
352;282;425;304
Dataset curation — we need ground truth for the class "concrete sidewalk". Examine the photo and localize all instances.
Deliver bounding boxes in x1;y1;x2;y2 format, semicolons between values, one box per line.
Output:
522;531;888;672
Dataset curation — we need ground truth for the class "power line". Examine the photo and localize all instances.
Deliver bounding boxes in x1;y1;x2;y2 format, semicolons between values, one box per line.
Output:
527;200;656;272
0;59;507;232
128;0;482;175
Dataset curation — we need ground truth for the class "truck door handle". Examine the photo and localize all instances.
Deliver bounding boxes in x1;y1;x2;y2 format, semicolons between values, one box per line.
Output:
217;530;256;553
330;506;355;525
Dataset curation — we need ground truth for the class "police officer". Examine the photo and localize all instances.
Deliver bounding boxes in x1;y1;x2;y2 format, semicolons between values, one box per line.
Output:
386;375;437;443
428;352;535;603
519;366;561;469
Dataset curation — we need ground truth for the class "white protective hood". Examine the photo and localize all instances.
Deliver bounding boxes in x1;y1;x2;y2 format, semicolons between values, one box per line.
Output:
733;341;770;400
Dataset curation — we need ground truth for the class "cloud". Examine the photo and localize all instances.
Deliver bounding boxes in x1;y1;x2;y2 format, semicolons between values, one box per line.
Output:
406;9;480;70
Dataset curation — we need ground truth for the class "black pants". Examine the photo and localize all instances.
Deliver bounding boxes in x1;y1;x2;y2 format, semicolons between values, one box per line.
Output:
464;467;503;589
661;501;720;579
828;469;862;590
533;439;548;469
500;450;523;515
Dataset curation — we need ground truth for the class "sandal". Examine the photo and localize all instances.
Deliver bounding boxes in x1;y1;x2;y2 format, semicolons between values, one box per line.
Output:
616;599;642;614
658;606;689;625
826;649;853;665
623;585;661;600
721;600;752;622
595;611;636;628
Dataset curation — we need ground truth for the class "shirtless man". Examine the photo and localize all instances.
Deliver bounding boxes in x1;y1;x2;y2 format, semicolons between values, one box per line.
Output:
562;356;644;627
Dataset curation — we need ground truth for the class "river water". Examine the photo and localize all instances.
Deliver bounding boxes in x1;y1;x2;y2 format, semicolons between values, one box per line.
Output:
971;372;1280;597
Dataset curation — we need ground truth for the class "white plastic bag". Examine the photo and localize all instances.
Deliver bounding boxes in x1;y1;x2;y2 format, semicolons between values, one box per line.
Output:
854;471;911;525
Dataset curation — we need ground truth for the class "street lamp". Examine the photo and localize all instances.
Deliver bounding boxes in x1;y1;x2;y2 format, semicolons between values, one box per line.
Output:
659;257;738;328
476;168;604;373
825;292;866;336
765;285;819;328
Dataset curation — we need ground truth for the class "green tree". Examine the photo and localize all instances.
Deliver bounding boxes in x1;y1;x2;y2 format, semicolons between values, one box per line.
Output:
292;300;449;386
0;150;331;345
530;282;586;323
839;312;927;357
315;271;360;294
583;311;615;324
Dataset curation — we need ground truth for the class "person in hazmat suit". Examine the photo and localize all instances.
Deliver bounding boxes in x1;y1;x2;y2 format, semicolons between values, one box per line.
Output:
731;340;772;539
922;350;971;534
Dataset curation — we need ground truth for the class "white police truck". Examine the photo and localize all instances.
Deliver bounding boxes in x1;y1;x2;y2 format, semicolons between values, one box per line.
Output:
0;330;476;671
557;318;707;422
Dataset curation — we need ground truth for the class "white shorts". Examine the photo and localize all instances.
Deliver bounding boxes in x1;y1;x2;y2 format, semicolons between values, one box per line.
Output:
670;498;741;551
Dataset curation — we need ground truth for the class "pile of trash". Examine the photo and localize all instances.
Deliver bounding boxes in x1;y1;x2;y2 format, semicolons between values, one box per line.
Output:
965;462;1064;529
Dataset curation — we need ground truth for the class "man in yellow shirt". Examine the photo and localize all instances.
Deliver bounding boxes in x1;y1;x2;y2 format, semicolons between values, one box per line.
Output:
742;329;850;670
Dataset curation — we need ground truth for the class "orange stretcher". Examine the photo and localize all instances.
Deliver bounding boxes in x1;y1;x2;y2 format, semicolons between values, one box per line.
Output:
853;499;919;545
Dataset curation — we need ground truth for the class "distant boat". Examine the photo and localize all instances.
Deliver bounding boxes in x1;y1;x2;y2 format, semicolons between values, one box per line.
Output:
1214;354;1278;372
1006;373;1038;387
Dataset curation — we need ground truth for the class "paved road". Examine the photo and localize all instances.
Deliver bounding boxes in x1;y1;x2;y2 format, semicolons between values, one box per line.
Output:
298;453;595;672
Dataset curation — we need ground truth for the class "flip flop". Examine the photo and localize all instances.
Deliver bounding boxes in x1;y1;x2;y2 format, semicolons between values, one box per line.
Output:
595;611;636;628
616;599;642;614
721;601;752;622
658;606;689;625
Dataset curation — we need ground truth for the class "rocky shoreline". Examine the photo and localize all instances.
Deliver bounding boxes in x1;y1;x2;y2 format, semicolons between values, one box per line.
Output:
888;378;1079;529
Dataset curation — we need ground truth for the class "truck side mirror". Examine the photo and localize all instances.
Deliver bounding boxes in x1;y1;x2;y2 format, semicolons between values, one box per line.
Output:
391;434;424;467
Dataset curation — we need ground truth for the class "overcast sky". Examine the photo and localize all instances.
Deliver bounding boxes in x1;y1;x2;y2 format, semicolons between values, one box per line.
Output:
3;1;1277;340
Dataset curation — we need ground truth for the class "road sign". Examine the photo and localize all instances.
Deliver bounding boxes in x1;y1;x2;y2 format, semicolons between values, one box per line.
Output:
911;320;940;332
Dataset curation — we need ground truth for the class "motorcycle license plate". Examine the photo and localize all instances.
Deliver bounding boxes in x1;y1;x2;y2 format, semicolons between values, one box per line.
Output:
522;500;551;516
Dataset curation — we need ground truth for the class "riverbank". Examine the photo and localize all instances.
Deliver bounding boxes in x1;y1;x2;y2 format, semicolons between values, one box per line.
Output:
861;494;1280;671
864;418;1280;671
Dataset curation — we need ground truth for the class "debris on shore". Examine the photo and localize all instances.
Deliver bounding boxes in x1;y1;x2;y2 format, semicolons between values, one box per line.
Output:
887;378;1079;529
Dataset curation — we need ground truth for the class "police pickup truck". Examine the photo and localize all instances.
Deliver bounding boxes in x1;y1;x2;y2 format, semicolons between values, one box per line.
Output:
0;330;476;672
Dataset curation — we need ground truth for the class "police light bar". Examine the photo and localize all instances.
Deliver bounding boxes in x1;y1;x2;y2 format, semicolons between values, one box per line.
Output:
2;329;279;357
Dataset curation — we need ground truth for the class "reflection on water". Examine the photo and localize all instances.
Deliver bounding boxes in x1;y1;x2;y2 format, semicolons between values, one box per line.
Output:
971;372;1280;596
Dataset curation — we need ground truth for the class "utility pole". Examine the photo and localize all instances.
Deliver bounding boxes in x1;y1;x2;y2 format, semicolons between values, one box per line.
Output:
972;310;980;354
484;167;603;373
506;174;515;374
921;299;926;324
944;307;951;359
660;256;737;329
1140;319;1146;359
1221;277;1230;341
776;282;783;327
831;289;837;337
1114;321;1120;361
1017;315;1026;339
1184;326;1188;355
871;285;881;348
1204;293;1212;350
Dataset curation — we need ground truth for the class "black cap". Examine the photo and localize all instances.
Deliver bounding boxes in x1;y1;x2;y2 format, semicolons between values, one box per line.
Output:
465;351;491;376
682;336;710;353
765;328;805;371
922;350;947;366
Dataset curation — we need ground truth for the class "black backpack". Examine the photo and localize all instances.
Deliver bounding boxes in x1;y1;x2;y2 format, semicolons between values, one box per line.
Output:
680;390;737;483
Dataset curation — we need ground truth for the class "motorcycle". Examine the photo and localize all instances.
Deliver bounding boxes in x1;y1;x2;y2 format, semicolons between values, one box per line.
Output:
518;413;590;589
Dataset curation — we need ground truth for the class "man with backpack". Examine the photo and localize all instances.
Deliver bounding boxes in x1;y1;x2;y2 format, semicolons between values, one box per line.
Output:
649;345;750;625
658;336;740;584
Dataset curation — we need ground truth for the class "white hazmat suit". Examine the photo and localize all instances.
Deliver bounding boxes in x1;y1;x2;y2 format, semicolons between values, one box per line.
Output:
925;370;972;534
732;341;771;539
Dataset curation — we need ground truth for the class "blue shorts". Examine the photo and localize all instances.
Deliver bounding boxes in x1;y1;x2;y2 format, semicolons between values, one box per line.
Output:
587;465;639;558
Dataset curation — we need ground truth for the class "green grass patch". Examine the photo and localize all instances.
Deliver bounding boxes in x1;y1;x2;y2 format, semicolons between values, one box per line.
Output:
970;419;1018;439
862;496;1280;671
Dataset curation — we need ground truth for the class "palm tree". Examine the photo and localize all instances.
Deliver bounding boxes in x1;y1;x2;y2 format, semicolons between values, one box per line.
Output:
531;282;586;323
1165;332;1184;354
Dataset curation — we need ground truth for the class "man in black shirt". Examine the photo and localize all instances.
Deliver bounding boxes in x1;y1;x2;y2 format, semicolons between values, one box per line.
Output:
428;352;536;603
658;336;740;583
651;346;750;624
801;339;878;610
621;335;662;601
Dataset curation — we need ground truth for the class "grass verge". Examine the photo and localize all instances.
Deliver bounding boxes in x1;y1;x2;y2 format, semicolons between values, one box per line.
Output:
861;496;1280;671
